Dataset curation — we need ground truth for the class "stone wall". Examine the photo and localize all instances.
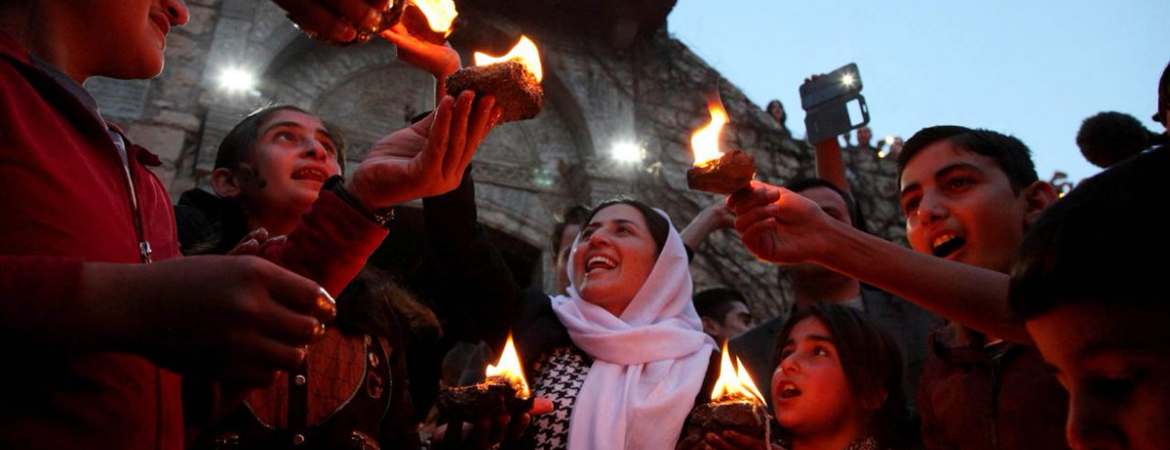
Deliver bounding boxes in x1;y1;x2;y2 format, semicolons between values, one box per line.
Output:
85;0;906;320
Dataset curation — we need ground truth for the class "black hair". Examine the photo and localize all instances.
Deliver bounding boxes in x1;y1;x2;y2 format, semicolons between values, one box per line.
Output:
1155;61;1169;126
1010;146;1169;320
767;99;789;130
582;199;671;256
693;287;748;323
784;178;869;235
772;303;911;449
897;126;1039;193
550;204;591;254
1076;111;1158;168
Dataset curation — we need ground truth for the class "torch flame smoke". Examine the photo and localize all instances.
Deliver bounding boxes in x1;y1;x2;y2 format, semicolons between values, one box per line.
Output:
485;334;531;398
409;0;458;35
710;342;766;403
690;91;729;167
474;36;543;82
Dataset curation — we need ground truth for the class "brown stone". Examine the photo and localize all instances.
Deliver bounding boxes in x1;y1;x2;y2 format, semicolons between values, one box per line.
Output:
446;61;544;123
436;379;533;421
686;149;756;194
680;400;769;447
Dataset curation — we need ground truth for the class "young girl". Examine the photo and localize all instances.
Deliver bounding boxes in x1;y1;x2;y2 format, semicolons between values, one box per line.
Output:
703;303;910;450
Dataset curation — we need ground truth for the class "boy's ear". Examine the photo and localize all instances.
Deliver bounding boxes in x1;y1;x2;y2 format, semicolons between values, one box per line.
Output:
210;167;242;199
1022;181;1058;229
701;317;722;338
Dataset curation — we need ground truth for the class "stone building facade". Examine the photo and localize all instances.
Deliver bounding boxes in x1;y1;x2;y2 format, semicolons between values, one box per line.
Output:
84;0;905;319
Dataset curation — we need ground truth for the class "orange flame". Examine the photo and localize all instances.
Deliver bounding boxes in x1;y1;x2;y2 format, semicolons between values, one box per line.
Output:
690;91;729;167
485;334;531;398
409;0;458;34
710;342;766;404
474;35;543;82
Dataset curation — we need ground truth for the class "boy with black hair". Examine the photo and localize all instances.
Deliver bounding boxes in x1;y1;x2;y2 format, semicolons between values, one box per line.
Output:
1010;146;1170;450
693;287;754;343
550;204;591;294
728;125;1067;450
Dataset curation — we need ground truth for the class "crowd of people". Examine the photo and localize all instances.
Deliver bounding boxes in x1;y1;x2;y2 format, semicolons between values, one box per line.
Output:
1;0;1167;450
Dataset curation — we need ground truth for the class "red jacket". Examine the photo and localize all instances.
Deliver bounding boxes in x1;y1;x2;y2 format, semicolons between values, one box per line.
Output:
0;32;385;449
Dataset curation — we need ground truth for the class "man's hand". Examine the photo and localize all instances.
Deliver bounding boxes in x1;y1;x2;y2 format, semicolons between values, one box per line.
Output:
345;91;499;211
727;181;835;265
380;23;461;80
82;255;336;387
270;0;393;43
434;398;554;449
680;199;737;250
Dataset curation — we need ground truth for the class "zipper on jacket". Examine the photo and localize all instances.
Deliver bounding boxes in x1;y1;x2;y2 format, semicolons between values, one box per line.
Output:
120;155;152;264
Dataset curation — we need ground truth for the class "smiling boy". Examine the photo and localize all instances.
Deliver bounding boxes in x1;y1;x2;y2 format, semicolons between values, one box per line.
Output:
728;125;1068;449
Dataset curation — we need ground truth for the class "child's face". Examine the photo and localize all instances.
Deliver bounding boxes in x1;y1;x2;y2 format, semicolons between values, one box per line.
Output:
241;110;342;216
1027;302;1170;450
899;141;1032;272
72;0;189;80
772;317;862;435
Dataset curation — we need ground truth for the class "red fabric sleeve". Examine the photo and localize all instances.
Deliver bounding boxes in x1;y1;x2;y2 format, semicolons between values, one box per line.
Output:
260;191;388;297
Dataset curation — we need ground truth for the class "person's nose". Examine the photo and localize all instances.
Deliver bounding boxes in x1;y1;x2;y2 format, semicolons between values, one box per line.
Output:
1065;393;1125;450
161;0;190;26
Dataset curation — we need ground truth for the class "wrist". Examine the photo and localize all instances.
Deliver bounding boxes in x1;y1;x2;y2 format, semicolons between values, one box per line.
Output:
331;176;396;228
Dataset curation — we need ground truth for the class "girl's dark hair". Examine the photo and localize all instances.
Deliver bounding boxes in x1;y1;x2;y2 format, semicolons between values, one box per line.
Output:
772;303;911;449
581;199;671;256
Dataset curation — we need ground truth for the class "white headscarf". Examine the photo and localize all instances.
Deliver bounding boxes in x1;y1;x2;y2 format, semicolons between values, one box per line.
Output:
550;207;716;450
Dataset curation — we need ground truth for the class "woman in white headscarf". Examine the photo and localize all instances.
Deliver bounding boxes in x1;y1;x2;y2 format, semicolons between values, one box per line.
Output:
424;170;719;450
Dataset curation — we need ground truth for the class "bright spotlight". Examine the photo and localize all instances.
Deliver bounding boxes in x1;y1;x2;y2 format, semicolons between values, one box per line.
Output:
610;142;645;164
218;67;256;93
841;73;855;87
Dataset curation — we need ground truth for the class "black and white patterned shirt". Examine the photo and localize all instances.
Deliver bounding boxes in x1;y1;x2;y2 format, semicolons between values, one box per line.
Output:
528;347;591;450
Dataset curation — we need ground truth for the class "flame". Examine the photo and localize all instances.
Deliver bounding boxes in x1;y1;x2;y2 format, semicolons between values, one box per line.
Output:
485;334;531;398
409;0;458;34
690;92;729;167
474;35;543;82
710;342;766;404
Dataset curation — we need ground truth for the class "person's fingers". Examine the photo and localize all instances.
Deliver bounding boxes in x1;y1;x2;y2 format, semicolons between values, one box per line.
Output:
253;258;336;323
442;420;463;446
460;95;496;171
721;430;768;449
530;398;554;415
228;239;259;256
734;204;780;235
473;416;492;449
421;96;456;180
727;182;780;215
488;413;510;445
505;413;530;441
254;298;326;347
443;91;475;180
277;1;357;42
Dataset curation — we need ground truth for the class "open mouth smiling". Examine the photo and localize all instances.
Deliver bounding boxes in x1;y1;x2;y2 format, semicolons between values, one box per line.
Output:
931;233;966;258
292;167;329;184
585;255;617;275
777;382;802;399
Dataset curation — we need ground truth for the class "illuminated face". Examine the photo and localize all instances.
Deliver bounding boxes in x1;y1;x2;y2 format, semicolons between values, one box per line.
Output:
1027;302;1170;450
718;301;753;340
553;224;580;294
69;0;189;80
571;204;658;317
239;110;341;220
899;142;1031;272
772;317;863;436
